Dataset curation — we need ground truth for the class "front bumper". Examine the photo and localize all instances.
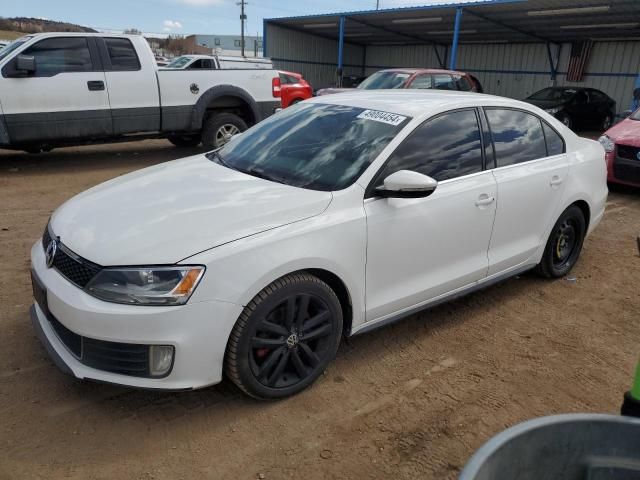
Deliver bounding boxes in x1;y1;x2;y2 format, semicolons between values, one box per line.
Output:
30;241;244;390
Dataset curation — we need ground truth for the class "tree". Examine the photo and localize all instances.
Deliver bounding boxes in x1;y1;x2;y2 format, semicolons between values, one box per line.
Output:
123;28;141;35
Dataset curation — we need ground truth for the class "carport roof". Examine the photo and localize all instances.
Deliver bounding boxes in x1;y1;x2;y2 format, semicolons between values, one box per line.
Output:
265;0;640;45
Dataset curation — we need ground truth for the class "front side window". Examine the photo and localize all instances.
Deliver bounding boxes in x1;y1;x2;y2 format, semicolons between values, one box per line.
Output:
209;103;410;191
104;38;140;71
22;37;93;76
165;56;192;68
358;71;411;90
377;109;483;183
433;74;456;90
486;108;547;167
408;74;433;89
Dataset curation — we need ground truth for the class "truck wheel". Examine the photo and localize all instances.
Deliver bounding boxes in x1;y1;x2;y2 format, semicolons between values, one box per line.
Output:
201;112;247;149
167;134;201;148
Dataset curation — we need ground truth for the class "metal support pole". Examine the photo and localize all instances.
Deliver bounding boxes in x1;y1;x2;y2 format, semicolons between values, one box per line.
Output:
449;7;463;70
546;42;557;83
337;16;345;87
262;19;267;58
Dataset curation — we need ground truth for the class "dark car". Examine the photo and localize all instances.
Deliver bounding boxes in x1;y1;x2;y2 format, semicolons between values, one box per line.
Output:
525;87;616;131
316;68;483;96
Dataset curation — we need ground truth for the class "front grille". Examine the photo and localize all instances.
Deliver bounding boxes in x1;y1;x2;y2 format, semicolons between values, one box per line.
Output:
613;161;640;184
616;144;640;161
42;225;101;287
48;312;153;377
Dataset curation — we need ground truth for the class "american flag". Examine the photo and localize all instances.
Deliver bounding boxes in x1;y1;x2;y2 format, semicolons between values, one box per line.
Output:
566;40;593;82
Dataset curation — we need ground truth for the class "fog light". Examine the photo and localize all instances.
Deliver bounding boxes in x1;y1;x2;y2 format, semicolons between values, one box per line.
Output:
149;345;174;377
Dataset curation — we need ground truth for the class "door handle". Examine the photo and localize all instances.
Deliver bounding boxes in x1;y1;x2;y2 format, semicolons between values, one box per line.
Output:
475;195;495;207
550;176;563;187
87;80;105;91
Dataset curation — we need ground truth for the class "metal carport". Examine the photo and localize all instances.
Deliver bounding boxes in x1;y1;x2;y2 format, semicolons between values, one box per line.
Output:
264;0;640;114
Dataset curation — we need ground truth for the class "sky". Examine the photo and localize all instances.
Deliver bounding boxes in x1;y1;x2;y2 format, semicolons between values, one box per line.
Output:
1;0;470;37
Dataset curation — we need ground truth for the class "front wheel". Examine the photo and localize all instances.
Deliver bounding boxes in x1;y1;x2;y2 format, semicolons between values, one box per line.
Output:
201;112;247;149
225;273;343;400
535;205;586;278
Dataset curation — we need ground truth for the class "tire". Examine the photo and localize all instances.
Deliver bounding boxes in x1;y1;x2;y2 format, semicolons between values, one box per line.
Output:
557;113;573;130
535;205;586;278
201;112;247;149
601;113;613;131
225;272;343;400
167;134;201;148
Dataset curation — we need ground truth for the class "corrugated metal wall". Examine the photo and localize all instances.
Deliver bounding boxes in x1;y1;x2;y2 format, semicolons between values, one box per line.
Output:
266;22;640;114
266;23;364;90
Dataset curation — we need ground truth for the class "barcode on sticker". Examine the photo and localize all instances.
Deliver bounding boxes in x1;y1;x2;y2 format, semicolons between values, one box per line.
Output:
357;110;407;126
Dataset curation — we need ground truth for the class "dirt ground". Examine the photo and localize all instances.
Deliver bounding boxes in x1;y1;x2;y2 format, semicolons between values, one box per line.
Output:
1;139;639;480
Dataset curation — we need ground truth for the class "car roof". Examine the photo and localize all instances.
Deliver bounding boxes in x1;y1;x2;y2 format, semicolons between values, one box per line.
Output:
305;90;532;118
378;68;469;75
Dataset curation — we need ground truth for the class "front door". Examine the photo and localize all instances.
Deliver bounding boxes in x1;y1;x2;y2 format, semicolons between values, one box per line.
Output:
364;108;497;322
1;36;112;143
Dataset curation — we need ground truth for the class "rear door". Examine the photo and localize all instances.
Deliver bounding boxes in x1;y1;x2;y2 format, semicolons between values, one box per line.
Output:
1;36;112;143
484;108;569;276
97;37;160;134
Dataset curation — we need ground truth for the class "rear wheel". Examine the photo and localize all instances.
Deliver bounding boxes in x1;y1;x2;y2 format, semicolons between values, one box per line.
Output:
225;272;343;400
535;205;586;278
167;134;201;148
201;112;247;149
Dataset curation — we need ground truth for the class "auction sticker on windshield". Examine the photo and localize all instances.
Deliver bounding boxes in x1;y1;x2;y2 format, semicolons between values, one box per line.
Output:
357;110;407;126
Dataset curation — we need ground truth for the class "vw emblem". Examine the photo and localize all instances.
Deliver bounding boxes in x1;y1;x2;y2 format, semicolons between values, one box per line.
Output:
45;240;57;268
286;333;299;348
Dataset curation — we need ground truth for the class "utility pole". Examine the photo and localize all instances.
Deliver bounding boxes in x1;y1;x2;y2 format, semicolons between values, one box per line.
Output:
237;0;247;57
376;0;380;9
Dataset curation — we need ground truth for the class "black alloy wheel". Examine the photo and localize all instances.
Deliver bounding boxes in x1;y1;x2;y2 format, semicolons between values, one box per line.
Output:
536;205;586;278
225;273;342;400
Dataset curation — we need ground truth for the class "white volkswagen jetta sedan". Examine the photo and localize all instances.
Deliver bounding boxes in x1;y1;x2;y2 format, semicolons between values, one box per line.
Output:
31;90;607;399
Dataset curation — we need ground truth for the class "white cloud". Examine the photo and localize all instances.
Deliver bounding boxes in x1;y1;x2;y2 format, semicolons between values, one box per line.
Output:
163;20;183;31
178;0;224;6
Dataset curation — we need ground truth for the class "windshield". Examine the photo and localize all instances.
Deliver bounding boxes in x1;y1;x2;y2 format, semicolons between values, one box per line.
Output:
528;88;577;101
0;38;30;62
208;103;410;191
358;71;411;90
165;56;192;68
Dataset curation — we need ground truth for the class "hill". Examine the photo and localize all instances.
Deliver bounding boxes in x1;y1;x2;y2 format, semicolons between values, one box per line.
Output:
0;17;97;36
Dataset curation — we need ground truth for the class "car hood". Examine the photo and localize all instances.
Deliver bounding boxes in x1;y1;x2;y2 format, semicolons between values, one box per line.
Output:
524;98;568;110
315;87;355;96
50;154;332;266
604;117;640;146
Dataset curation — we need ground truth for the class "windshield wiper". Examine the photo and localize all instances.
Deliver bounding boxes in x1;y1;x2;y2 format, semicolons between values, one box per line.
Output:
242;167;286;185
208;150;236;170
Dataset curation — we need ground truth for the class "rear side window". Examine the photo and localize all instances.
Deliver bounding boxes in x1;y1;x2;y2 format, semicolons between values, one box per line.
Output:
433;74;456;91
409;75;433;89
485;109;547;167
454;75;472;91
279;73;298;85
379;109;483;182
542;122;565;156
104;38;140;71
23;37;93;76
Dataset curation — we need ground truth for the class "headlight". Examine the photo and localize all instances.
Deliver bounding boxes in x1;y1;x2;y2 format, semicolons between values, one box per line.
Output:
598;135;615;153
85;266;205;306
545;107;562;115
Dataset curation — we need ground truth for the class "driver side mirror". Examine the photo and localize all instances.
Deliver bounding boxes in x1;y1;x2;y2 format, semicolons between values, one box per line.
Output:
15;54;36;75
374;170;438;199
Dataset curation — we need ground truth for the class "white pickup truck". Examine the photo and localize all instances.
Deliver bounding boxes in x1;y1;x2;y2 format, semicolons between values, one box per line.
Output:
0;33;282;153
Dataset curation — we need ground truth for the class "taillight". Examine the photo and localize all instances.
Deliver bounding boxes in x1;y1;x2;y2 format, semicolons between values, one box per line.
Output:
272;77;281;98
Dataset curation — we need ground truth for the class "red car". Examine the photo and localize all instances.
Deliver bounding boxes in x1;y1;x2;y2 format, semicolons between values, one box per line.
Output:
599;110;640;187
278;70;313;108
316;68;483;96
